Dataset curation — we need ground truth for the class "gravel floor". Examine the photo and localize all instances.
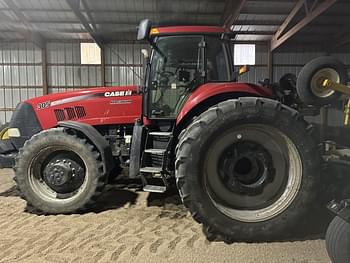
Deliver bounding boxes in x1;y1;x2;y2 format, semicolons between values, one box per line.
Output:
0;168;330;263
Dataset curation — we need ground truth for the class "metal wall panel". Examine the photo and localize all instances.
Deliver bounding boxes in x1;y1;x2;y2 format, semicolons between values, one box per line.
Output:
237;43;268;83
104;43;147;86
47;42;101;92
0;41;43;124
273;46;325;82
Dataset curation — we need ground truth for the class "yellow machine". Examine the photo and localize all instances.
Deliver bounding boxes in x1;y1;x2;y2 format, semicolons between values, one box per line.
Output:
298;57;350;263
321;78;350;125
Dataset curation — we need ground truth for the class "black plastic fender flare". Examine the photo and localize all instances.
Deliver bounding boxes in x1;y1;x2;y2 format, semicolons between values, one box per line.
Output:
57;121;115;175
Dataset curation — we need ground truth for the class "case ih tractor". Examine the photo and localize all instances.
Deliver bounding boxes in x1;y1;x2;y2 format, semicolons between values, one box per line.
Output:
0;19;322;242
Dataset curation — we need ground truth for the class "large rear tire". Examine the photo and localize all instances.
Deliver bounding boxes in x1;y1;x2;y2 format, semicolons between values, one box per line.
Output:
296;56;348;106
326;216;350;263
176;97;320;242
15;128;106;214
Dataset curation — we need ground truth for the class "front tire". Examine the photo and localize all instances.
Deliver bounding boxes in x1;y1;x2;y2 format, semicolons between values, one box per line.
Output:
326;216;350;263
176;97;320;242
15;128;106;214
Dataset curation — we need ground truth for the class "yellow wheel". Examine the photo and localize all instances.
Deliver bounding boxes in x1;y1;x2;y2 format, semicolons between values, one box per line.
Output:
297;56;348;106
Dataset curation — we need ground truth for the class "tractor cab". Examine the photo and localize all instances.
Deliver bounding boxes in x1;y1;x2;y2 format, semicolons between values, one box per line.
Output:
129;20;255;192
138;19;235;119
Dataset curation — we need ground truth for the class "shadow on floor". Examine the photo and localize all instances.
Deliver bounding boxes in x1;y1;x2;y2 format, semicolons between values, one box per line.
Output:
0;185;19;197
24;185;140;215
3;163;350;241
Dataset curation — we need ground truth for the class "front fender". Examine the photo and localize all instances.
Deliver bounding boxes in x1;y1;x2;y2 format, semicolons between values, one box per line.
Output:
176;82;273;125
57;121;115;175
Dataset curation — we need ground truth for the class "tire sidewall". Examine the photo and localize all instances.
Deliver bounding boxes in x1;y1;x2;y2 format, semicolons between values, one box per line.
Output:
177;99;319;241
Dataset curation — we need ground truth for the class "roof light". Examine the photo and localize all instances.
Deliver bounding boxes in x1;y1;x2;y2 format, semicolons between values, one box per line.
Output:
150;28;160;35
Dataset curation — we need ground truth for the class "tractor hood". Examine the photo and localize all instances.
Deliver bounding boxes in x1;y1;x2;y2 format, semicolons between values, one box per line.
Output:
24;86;143;130
1;85;142;162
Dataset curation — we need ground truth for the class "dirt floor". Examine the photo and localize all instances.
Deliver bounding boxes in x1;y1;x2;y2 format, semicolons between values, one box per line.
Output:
0;168;330;263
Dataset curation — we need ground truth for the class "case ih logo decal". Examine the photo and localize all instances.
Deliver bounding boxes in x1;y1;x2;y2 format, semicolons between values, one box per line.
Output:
104;90;132;97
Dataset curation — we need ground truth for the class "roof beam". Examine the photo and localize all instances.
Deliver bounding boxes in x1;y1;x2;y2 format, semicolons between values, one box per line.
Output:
271;0;337;51
3;0;45;48
328;23;350;50
66;0;104;48
332;35;350;50
81;0;96;31
274;0;304;40
222;0;247;29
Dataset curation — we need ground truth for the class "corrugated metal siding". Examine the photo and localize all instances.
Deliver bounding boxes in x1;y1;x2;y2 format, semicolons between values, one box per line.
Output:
104;43;147;86
0;42;43;123
273;46;325;82
237;43;268;83
47;42;101;93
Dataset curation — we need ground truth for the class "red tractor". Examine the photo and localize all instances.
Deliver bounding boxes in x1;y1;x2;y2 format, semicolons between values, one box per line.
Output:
0;20;320;242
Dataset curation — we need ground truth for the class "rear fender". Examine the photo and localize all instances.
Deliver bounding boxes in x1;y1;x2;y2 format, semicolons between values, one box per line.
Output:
175;92;265;134
176;82;273;127
57;121;115;175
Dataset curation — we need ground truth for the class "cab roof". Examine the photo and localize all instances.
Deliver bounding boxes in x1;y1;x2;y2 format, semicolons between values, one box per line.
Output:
150;26;227;37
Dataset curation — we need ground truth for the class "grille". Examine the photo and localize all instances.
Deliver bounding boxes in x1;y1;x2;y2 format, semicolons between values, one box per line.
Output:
54;109;65;121
54;106;86;122
75;106;86;118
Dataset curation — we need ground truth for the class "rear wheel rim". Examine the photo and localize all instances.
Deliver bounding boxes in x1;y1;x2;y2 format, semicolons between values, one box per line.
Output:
310;68;339;98
204;124;302;223
28;146;89;204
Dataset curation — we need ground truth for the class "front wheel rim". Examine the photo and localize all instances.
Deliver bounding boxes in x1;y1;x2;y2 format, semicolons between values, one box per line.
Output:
28;146;89;205
204;124;302;223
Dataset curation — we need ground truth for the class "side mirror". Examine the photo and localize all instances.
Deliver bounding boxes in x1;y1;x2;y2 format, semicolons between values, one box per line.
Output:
137;19;152;41
239;65;250;75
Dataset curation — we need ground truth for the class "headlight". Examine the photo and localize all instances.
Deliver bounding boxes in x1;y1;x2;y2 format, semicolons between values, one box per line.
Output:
7;128;21;137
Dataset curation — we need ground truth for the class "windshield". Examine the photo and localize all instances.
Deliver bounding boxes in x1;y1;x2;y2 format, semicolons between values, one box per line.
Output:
147;35;230;118
150;36;203;88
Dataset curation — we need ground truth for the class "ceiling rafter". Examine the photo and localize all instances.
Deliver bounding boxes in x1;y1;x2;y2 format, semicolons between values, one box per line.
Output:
270;0;337;51
3;0;45;48
222;0;247;30
66;0;104;48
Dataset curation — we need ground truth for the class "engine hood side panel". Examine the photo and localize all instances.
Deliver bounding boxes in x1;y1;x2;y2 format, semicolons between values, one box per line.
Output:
25;86;143;130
